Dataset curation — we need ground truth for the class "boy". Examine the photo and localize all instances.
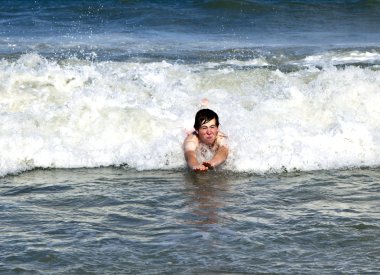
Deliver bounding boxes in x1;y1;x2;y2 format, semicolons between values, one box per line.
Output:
183;109;228;172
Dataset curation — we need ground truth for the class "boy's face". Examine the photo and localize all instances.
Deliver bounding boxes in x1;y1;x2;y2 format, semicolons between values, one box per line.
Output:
198;118;218;145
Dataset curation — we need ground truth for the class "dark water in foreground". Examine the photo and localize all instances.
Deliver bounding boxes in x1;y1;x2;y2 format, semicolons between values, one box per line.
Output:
1;168;379;274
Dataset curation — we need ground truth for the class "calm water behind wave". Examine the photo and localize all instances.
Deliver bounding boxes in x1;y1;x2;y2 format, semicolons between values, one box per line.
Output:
1;167;379;274
2;0;380;61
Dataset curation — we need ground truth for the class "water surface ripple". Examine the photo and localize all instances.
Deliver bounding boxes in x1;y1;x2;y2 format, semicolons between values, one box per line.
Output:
1;167;379;273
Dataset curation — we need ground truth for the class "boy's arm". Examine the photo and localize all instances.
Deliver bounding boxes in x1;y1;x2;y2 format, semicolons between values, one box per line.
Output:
204;145;229;168
183;136;209;171
184;150;203;170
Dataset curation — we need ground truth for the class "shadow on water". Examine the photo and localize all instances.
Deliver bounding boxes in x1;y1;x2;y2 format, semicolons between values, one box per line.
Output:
182;170;233;226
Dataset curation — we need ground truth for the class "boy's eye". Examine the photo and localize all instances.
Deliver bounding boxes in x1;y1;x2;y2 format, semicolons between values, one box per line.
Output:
201;125;216;130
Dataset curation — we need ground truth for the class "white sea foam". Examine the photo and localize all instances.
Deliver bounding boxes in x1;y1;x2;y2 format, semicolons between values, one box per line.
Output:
303;50;380;66
1;53;380;176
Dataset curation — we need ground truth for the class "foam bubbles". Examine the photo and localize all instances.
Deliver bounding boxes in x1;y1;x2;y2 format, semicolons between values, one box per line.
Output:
303;49;380;67
1;53;380;176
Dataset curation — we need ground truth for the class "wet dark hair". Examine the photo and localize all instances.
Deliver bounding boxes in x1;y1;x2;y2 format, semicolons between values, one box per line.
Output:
193;109;219;130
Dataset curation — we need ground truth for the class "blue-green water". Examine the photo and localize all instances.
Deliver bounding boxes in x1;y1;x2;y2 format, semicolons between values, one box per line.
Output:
2;0;380;61
1;167;379;274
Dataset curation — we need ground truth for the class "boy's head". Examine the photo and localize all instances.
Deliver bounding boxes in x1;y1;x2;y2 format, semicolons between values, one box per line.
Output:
194;109;219;130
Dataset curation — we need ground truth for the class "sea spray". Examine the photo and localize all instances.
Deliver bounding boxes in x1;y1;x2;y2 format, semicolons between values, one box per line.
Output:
1;53;380;176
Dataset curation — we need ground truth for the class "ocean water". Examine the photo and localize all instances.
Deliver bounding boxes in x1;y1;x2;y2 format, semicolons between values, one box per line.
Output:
1;0;380;273
1;167;379;274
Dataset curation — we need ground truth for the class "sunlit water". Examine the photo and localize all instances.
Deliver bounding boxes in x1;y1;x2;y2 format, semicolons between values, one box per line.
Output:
1;167;379;274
